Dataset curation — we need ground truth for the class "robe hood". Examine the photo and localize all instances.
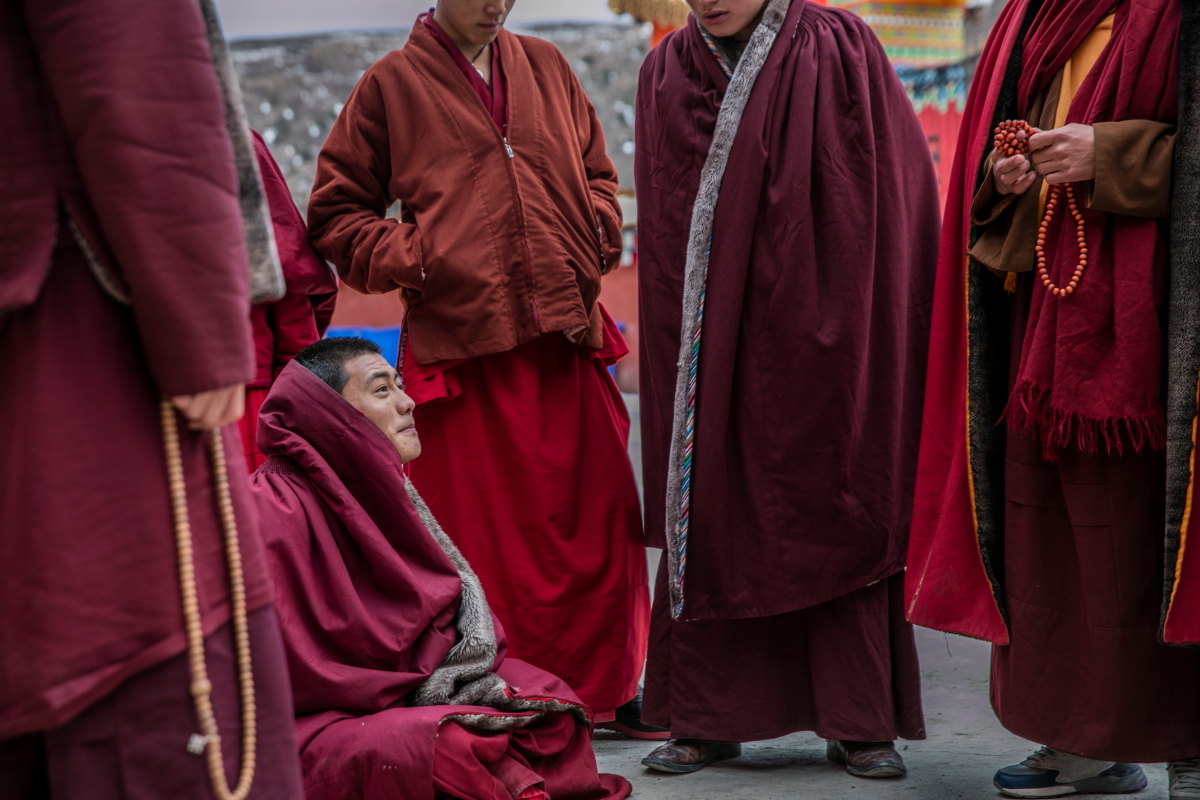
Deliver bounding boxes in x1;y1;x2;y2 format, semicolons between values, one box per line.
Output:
256;361;474;718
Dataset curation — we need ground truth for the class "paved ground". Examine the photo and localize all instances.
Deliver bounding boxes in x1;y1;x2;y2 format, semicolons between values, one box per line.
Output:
608;396;1174;798
592;627;1173;799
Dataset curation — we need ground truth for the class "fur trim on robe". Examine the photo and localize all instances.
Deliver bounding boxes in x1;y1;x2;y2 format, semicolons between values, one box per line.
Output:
75;0;284;307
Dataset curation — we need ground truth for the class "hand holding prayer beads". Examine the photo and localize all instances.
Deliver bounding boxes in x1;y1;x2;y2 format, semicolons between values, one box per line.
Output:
992;119;1088;299
993;119;1035;156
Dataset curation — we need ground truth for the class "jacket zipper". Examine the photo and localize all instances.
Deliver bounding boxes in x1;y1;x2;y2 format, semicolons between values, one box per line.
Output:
595;211;607;274
499;135;541;334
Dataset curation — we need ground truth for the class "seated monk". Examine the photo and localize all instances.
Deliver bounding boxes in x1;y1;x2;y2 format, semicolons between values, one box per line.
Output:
250;336;632;800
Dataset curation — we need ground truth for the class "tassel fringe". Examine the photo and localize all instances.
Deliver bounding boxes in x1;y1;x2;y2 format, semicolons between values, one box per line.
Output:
1005;381;1166;460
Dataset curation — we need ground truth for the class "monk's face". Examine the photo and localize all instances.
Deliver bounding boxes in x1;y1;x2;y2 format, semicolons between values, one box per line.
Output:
434;0;515;49
340;353;422;464
687;0;767;41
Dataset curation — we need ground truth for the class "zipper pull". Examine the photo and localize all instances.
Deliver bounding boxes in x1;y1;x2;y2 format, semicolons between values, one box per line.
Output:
503;138;514;159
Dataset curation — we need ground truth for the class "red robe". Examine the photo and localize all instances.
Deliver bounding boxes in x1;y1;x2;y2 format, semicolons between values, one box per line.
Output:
903;0;1199;650
388;15;650;715
251;362;631;800
239;129;337;472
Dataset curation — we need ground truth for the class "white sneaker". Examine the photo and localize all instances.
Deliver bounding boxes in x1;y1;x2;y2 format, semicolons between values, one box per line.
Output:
1170;759;1200;799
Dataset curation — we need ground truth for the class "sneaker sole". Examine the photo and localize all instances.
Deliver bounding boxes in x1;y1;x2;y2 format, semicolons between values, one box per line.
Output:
642;743;742;774
995;774;1149;798
595;721;671;740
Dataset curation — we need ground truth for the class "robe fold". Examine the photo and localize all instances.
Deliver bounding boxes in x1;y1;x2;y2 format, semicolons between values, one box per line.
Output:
251;362;631;800
635;0;937;741
0;609;303;800
240;130;337;472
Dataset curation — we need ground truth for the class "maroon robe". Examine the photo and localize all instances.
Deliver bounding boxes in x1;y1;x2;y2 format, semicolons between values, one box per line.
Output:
251;362;631;800
0;0;288;736
0;0;303;792
635;0;936;740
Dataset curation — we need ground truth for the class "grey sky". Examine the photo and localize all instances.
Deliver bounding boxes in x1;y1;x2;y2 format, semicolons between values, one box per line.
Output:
214;0;621;38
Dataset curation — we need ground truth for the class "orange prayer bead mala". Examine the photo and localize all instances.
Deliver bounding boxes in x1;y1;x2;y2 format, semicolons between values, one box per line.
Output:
993;119;1088;298
161;399;257;800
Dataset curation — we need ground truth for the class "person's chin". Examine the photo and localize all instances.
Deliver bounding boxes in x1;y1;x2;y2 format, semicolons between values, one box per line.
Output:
396;437;422;465
700;12;735;35
476;22;502;42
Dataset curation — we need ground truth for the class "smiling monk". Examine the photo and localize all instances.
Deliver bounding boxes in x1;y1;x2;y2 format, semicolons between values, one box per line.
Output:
251;338;631;800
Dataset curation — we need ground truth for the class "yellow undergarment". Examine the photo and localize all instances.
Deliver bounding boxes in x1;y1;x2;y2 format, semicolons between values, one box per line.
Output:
1038;13;1115;210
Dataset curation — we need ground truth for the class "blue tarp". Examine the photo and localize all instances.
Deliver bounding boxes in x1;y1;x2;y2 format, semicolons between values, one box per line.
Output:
325;325;402;366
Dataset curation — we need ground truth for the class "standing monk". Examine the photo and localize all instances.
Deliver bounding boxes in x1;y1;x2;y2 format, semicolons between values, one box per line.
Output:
906;0;1200;797
636;0;939;778
308;0;656;733
0;0;303;796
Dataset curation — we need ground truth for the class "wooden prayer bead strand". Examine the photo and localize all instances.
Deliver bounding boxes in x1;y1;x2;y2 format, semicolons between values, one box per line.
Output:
160;400;257;800
208;428;258;799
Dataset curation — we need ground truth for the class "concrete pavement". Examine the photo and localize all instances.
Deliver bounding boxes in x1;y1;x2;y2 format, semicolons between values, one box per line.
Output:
593;627;1173;799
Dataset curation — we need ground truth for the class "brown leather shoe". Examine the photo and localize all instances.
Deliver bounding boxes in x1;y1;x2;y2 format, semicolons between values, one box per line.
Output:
826;739;907;778
641;739;742;774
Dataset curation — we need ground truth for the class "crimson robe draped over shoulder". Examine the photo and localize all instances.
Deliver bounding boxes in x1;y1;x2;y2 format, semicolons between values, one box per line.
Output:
636;0;940;621
251;362;630;800
905;0;1200;646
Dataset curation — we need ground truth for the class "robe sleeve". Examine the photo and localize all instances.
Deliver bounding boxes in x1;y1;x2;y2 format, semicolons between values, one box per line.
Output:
968;118;1176;274
23;0;255;397
307;71;425;294
1089;120;1175;218
558;50;623;274
968;154;1041;274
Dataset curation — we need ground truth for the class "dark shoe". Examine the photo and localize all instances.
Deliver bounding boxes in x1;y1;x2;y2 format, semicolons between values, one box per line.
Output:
826;739;907;778
993;747;1146;798
595;689;670;740
641;739;741;774
1171;758;1200;799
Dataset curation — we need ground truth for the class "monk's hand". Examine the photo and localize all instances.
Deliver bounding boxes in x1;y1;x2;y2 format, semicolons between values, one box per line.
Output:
994;153;1038;195
172;384;246;431
1028;123;1096;185
994;125;1037;195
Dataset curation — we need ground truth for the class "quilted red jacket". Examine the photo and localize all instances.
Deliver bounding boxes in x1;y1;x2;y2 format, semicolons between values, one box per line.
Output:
307;21;623;365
